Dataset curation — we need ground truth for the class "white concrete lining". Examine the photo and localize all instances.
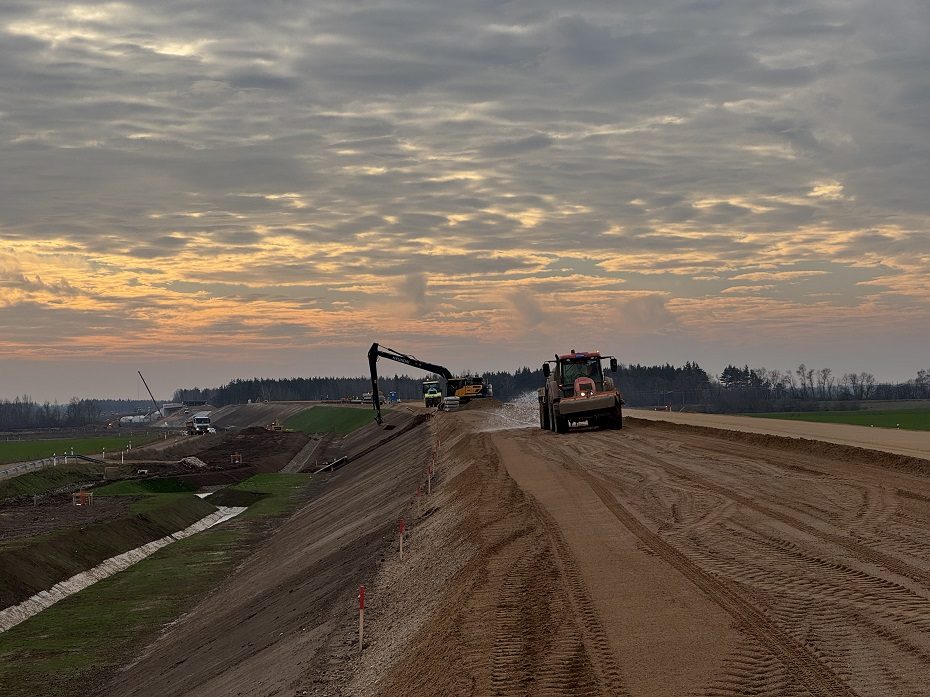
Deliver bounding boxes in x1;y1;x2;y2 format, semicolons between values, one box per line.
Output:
0;505;246;633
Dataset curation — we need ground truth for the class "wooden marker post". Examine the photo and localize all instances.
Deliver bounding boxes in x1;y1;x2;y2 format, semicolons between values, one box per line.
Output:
399;518;405;559
358;585;365;655
427;464;433;495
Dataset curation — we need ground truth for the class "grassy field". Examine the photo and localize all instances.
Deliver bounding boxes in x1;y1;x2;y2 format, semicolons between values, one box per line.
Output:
0;434;159;465
748;408;930;431
0;463;106;500
0;472;313;696
285;405;380;434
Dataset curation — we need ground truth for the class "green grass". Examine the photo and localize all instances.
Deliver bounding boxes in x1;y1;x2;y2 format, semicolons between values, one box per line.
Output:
748;408;930;431
0;473;314;696
284;405;381;434
0;463;105;500
0;434;158;465
93;478;197;496
230;473;311;517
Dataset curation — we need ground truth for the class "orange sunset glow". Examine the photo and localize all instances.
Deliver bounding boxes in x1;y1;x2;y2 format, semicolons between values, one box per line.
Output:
2;2;929;400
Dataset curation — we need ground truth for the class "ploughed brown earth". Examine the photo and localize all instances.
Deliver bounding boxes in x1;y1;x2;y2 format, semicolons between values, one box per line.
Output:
101;404;930;696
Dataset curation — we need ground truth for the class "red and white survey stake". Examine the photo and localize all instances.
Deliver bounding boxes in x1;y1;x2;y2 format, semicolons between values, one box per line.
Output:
399;517;405;559
358;585;365;655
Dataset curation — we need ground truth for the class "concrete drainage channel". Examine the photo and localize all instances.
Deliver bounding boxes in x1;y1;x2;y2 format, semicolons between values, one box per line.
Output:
0;505;247;634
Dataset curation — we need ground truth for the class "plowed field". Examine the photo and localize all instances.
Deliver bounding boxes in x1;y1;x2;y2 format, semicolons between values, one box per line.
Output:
99;405;930;696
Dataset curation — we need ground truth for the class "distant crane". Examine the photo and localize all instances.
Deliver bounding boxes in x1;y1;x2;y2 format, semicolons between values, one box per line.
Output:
138;370;163;419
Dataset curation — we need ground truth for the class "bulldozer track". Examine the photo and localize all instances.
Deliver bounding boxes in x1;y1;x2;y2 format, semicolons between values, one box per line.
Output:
482;440;627;696
564;459;859;697
529;501;630;696
613;440;930;592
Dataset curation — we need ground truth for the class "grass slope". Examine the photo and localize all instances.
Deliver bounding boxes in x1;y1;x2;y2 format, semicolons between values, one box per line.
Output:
0;435;158;465
0;495;216;608
285;405;380;434
0;473;313;697
748;408;930;431
0;463;106;500
93;478;197;496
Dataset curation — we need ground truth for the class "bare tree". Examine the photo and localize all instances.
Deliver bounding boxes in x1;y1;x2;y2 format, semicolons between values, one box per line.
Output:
917;369;930;398
844;373;860;399
861;372;875;399
817;367;833;400
796;364;808;399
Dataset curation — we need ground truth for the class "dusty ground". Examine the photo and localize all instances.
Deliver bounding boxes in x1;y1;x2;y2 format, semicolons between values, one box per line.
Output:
0;495;132;543
98;404;930;696
631;408;930;460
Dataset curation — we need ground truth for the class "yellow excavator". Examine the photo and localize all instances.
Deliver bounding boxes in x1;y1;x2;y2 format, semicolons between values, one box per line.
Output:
367;343;492;424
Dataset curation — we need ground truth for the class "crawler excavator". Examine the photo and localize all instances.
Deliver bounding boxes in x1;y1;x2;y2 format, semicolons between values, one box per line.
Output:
367;343;492;424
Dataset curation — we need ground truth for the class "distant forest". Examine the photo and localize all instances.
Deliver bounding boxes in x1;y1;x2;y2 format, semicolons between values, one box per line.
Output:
0;398;153;431
3;363;928;431
172;363;930;413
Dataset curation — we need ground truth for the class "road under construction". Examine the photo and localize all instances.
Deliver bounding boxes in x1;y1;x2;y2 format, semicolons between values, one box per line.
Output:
28;397;921;697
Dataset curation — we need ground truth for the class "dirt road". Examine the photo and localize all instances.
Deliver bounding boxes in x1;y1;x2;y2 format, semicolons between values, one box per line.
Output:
368;410;930;696
631;408;930;460
103;407;930;696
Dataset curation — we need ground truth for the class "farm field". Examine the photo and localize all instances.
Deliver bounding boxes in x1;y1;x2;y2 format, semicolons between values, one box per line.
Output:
748;407;930;430
284;405;381;434
0;434;159;465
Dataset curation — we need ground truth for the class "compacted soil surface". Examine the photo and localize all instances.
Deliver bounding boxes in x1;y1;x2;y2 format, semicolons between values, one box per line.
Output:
0;495;133;543
70;404;930;696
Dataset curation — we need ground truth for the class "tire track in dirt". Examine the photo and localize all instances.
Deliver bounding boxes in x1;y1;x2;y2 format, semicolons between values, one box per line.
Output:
560;458;859;697
371;429;626;697
478;440;627;697
527;503;630;696
596;435;930;594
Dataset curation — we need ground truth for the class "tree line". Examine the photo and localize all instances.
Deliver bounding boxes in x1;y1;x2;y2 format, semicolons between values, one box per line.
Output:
0;397;151;431
172;363;930;413
703;365;930;412
3;363;928;430
172;363;717;407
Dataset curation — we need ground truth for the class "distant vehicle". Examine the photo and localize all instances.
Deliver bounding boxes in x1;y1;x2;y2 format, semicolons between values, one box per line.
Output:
187;411;212;435
423;381;443;408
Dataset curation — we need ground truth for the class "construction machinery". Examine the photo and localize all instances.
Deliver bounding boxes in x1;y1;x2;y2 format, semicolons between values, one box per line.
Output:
422;380;443;408
538;350;624;433
138;370;163;419
367;343;492;424
186;411;213;435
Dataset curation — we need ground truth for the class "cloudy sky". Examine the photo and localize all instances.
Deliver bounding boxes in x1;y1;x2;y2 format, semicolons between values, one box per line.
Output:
2;0;929;401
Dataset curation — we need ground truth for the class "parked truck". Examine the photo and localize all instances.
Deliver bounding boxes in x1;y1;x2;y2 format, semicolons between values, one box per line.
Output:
538;350;624;433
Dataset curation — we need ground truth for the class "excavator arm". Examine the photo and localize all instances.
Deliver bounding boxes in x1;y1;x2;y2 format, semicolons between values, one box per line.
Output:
368;343;453;424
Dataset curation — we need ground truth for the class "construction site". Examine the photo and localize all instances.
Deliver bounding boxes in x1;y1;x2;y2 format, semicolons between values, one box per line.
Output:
3;349;930;697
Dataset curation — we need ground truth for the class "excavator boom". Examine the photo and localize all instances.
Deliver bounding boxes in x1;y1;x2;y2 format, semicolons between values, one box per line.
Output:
368;343;453;424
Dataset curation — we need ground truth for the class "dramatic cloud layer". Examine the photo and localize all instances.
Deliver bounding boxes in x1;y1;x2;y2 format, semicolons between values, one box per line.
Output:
1;1;928;399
